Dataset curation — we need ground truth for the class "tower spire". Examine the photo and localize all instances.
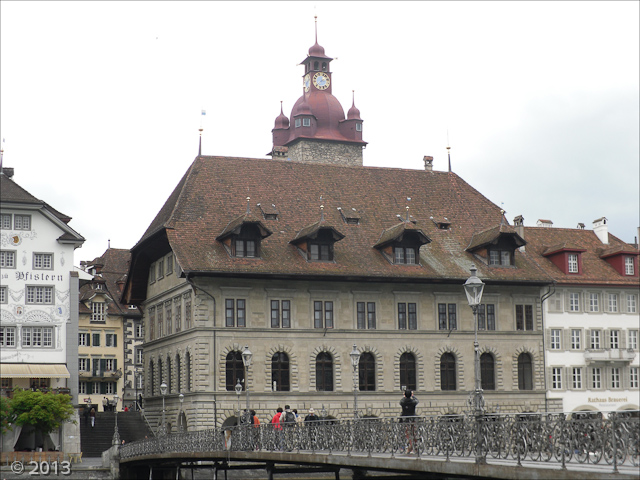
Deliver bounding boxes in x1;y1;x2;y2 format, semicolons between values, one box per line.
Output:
447;130;452;173
314;15;318;44
199;109;206;157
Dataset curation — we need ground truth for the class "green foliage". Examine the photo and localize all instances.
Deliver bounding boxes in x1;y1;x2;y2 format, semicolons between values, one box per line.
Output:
9;389;74;435
0;396;14;435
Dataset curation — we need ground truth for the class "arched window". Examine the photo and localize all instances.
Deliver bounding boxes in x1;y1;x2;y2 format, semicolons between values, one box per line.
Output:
322;62;327;72
185;352;192;392
315;352;333;391
175;353;181;393
157;359;163;396
480;353;495;390
226;351;244;391
166;356;172;393
440;353;456;391
518;353;533;390
359;352;376;391
313;61;319;71
272;352;290;391
149;360;155;396
399;352;417;391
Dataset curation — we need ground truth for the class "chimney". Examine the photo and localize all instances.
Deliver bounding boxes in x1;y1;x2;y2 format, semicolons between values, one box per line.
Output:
423;156;433;171
513;215;525;237
577;223;585;229
592;217;608;244
1;167;14;178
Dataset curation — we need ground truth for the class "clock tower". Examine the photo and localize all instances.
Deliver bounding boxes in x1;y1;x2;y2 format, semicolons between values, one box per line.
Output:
270;19;366;166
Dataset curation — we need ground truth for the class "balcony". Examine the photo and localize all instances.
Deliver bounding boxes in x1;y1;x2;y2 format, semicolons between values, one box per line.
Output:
584;348;636;364
79;369;123;379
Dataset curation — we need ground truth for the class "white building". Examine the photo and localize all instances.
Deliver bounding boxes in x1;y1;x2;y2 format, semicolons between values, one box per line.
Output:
517;216;639;413
1;166;86;405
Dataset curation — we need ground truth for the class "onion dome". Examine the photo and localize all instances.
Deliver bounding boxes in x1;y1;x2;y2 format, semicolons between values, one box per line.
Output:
308;41;330;59
297;97;313;116
347;93;361;120
273;102;289;129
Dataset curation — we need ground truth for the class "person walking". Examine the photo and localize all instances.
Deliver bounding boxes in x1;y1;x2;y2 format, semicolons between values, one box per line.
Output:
399;389;419;453
280;405;296;451
271;407;284;450
89;408;96;428
251;410;260;450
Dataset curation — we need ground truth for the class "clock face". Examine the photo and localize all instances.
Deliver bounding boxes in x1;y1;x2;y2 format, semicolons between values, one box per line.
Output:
303;74;311;92
312;72;330;90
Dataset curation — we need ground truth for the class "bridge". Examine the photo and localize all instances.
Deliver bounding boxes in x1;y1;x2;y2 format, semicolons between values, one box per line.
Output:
117;411;639;480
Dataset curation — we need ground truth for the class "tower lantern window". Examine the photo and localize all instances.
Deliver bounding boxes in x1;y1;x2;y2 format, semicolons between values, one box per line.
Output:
314;61;319;71
322;62;327;71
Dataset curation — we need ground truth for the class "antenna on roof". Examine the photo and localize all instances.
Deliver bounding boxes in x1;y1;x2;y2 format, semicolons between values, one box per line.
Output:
198;110;206;156
108;239;111;249
447;130;452;173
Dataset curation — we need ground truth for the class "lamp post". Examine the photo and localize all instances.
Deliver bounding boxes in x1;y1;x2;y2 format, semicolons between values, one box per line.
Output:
178;393;185;433
241;346;252;424
349;344;361;420
463;264;486;464
159;381;167;436
134;368;142;411
234;378;242;425
112;394;120;446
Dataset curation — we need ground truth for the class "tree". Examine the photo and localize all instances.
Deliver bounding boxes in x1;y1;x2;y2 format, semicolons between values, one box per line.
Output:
9;389;74;436
0;396;14;435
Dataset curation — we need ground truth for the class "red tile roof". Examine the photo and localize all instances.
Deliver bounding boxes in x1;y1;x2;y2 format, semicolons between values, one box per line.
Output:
128;156;552;293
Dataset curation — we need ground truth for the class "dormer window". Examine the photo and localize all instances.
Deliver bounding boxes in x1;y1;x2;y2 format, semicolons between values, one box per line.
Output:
489;249;513;266
216;215;272;260
290;222;345;263
466;225;525;268
625;257;635;275
303;118;311;127
568;253;579;273
394;246;416;265
356;123;362;132
295;119;301;128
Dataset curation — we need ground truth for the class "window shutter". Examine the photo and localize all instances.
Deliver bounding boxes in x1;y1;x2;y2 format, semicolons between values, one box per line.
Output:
585;329;591;348
114;359;117;370
619;330;626;349
100;359;106;374
546;367;551;389
545;330;551;349
92;359;98;375
113;335;117;348
100;382;107;394
563;329;571;351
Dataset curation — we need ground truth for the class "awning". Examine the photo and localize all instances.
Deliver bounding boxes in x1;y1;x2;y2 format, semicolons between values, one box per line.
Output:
0;364;70;378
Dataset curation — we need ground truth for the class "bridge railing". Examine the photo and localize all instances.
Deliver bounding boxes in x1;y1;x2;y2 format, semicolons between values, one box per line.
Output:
120;410;639;470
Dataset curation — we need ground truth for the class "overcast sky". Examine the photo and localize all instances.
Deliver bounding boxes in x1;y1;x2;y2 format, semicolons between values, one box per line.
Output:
1;1;638;264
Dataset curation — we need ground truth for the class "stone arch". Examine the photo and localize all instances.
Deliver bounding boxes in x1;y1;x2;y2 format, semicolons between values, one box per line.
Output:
309;344;343;392
265;344;299;392
512;346;539;391
174;350;183;394
393;345;424;392
220;343;250;392
434;346;464;391
479;345;504;391
357;344;384;391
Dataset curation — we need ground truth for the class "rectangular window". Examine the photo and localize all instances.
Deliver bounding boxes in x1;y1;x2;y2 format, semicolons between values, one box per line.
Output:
79;382;87;394
438;303;456;330
568;254;578;273
26;286;53;304
135;323;143;339
149;307;155;340
397;302;417;330
149;264;155;284
0;250;16;268
569;293;580;312
136;348;143;364
630;367;639;389
590;330;601;349
0;286;6;304
489;250;500;265
156;259;164;280
105;333;117;347
628;294;637;313
184;293;192;329
609;330;619;349
14;215;31;230
174;297;182;332
477;304;496;330
501;251;511;266
0;326;16;347
515;304;534;330
294;118;301;128
608;293;618;312
1;214;11;229
78;333;90;346
550;329;561;350
105;359;116;371
625;257;635;275
357;302;376;329
91;302;105;322
628;330;638;350
166;254;173;275
356;122;362;132
22;327;53;347
156;304;163;337
302;118;311;127
105;382;115;394
165;301;172;335
271;300;291;328
225;299;246;327
592;367;602;389
91;383;100;395
552;367;562;389
314;301;333;329
33;253;53;270
589;293;599;312
571;329;581;350
78;358;89;371
572;367;582;389
610;367;620;389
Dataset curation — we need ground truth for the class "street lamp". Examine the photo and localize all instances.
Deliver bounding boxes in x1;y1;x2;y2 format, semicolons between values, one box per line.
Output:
112;394;120;446
178;393;185;433
234;379;242;424
463;264;486;464
159;381;167;436
349;344;361;420
242;346;252;423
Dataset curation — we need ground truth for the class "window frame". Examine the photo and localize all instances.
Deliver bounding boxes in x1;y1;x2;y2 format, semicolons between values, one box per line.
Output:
0;326;16;347
22;326;54;348
0;286;7;304
315;352;333;392
357;301;377;329
26;286;54;305
438;303;457;331
13;214;31;230
33;253;53;270
630;367;639;389
0;213;11;229
399;351;417;391
570;329;582;350
270;299;291;328
91;302;106;322
550;329;562;350
608;293;618;313
440;352;457;391
397;302;417;330
551;367;563;390
569;293;580;312
568;253;579;273
588;293;599;312
477;303;496;330
518;353;533;390
591;367;602;389
628;330;638;350
313;300;334;329
590;330;601;349
627;294;637;313
271;352;290;392
393;246;417;265
480;352;495;390
358;352;376;391
0;250;16;268
572;367;583;390
225;298;246;327
515;304;534;331
624;256;635;275
610;367;621;389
